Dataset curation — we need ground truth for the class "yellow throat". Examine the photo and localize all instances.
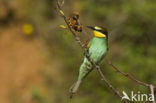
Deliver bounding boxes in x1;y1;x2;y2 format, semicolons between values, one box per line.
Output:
94;31;106;38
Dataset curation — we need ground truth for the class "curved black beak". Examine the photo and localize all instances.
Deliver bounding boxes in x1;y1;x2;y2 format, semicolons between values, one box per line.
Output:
87;26;95;30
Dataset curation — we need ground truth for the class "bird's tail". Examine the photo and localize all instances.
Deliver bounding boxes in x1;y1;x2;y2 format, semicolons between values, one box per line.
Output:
69;80;82;98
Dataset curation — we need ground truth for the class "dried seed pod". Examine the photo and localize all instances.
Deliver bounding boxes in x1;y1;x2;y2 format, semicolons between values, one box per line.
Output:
68;12;82;32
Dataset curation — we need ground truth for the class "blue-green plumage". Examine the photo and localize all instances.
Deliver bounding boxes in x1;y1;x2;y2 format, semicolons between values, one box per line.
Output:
70;26;108;94
78;37;107;80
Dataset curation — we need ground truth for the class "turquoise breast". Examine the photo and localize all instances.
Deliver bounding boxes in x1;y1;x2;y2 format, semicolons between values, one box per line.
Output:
88;37;107;63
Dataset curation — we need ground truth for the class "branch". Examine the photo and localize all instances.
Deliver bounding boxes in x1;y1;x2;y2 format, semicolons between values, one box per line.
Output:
106;59;155;102
106;59;150;87
56;0;128;103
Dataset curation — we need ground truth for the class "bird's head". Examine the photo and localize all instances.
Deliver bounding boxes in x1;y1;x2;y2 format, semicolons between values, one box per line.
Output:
87;26;108;38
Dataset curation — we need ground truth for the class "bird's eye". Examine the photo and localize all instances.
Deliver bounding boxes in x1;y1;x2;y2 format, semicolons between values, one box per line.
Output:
97;30;107;35
97;30;102;32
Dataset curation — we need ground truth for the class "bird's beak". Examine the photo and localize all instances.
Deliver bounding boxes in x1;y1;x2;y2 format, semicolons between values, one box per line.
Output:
87;26;95;30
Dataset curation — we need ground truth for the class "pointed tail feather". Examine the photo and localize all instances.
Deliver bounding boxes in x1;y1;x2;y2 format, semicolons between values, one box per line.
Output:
70;80;82;96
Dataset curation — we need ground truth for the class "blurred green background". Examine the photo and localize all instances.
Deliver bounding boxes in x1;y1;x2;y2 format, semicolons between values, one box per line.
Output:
0;0;155;103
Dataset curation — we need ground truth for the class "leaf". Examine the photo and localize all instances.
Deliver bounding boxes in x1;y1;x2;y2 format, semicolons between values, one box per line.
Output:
59;25;67;29
59;10;64;15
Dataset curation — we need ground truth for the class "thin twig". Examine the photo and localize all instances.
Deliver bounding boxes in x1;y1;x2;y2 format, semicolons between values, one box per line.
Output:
56;0;128;103
106;59;155;102
106;59;150;87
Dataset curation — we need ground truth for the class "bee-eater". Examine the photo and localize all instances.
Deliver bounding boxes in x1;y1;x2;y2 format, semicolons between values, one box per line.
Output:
70;26;108;94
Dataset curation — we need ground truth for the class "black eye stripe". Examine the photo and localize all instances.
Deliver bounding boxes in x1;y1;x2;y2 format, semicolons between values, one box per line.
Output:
97;30;107;35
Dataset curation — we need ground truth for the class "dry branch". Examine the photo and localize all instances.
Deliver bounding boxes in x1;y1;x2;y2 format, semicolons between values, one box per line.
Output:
106;59;155;103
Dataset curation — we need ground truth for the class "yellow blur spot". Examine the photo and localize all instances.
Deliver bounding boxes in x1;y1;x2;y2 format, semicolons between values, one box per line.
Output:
60;25;67;29
23;24;33;35
59;10;64;15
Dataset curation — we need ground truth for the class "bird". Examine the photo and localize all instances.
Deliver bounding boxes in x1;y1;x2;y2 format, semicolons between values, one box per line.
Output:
70;26;108;95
